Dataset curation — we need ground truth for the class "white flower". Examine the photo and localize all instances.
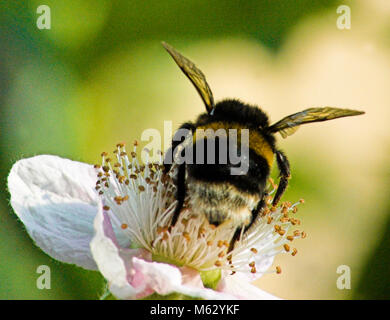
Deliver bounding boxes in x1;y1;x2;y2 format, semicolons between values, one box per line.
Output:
8;142;305;300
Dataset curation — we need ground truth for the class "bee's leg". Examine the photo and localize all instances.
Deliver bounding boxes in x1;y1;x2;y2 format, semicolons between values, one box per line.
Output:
164;122;195;228
170;163;186;227
163;122;195;174
228;195;267;253
272;150;291;207
228;227;242;254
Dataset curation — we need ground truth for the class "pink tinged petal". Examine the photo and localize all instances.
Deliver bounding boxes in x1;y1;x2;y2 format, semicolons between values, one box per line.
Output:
132;259;236;300
8;155;102;270
90;209;146;299
180;266;205;288
132;258;183;296
216;273;280;300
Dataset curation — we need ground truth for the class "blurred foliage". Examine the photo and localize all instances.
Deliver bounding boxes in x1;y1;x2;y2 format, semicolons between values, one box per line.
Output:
354;184;390;300
1;0;390;300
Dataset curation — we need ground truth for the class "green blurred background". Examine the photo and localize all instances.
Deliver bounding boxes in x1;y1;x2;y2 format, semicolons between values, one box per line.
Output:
1;0;389;299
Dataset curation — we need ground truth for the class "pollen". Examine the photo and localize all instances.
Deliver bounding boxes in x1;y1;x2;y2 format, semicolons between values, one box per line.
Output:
276;266;282;274
121;223;128;229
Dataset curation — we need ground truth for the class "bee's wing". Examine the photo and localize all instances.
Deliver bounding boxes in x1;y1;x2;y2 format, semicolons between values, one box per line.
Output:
162;41;215;114
268;107;365;138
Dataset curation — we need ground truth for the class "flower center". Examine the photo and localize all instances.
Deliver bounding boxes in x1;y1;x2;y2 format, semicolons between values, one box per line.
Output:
94;142;306;276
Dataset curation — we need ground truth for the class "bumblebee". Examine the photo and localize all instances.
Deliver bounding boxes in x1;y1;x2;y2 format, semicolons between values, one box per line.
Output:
162;42;364;250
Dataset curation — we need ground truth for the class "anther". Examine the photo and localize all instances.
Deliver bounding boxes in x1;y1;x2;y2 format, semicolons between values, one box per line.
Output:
183;232;191;242
293;230;301;237
283;244;290;252
250;248;258;254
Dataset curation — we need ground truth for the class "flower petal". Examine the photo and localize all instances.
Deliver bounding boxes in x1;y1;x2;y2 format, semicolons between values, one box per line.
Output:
8;155;101;269
132;258;236;300
217;273;280;300
90;208;147;299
